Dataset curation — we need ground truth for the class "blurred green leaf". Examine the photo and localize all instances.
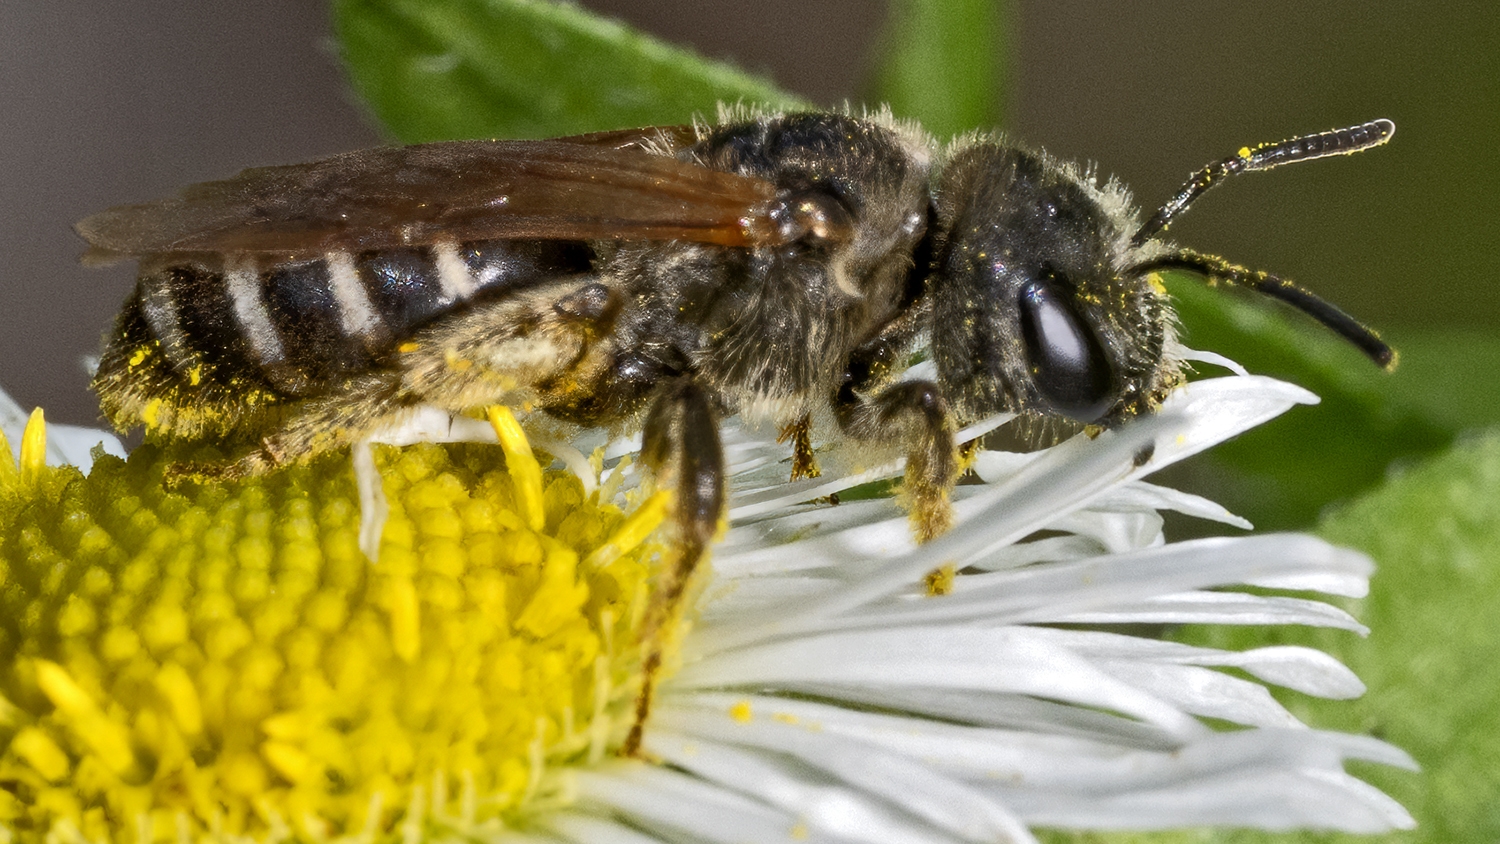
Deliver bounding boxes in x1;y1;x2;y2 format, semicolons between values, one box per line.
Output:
869;0;1009;136
334;0;807;143
1155;277;1453;531
1379;327;1500;434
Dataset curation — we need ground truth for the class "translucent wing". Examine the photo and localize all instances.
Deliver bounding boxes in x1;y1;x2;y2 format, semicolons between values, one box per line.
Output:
77;131;782;263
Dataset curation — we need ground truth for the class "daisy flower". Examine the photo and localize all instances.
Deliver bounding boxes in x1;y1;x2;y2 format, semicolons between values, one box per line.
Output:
0;366;1413;843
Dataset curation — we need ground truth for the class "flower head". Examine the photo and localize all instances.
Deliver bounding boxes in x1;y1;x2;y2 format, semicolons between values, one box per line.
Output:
0;371;1413;842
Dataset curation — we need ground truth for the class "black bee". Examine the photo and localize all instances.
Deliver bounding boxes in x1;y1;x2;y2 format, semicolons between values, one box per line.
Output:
79;110;1393;705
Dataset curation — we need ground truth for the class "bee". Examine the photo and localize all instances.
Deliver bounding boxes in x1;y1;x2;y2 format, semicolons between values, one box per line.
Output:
79;111;1394;742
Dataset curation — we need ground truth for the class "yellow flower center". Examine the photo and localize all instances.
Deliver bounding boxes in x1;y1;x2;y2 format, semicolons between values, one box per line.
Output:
0;411;666;842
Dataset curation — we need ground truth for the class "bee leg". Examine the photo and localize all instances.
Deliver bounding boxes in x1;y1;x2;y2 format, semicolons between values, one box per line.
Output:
777;414;821;480
834;379;958;542
623;377;725;757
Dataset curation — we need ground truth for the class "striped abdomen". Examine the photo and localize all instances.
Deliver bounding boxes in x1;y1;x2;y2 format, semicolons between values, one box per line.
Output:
97;239;591;435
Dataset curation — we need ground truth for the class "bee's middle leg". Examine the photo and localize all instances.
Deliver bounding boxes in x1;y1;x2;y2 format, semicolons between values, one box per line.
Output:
833;377;959;543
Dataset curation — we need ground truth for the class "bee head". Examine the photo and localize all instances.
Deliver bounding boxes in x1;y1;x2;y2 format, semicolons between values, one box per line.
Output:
930;120;1397;430
929;140;1171;428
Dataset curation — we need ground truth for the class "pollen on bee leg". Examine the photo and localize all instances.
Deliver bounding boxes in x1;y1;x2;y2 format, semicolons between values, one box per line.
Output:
957;438;983;472
443;349;474;372
778;416;821;480
924;563;957;596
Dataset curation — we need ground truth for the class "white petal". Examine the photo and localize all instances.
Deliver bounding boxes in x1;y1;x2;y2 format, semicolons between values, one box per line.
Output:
653;693;1412;834
574;764;848;844
676;626;1207;739
1012;766;1414;832
1043;508;1164;555
1179;348;1251;376
1012;629;1366;698
761;534;1370;635
645;727;998;844
649;714;1036;844
1049;590;1368;632
542;811;678;844
1089;480;1253;529
1093;661;1305;728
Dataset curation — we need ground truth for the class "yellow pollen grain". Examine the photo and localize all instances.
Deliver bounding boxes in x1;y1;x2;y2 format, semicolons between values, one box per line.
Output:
398;341;420;353
140;397;164;428
19;408;47;484
0;425;668;843
11;728;70;782
729;700;753;723
389;573;422;662
1238;146;1254;160
128;347;150;367
925;563;956;596
444;350;474;372
585;490;670;570
488;405;546;532
0;422;15;487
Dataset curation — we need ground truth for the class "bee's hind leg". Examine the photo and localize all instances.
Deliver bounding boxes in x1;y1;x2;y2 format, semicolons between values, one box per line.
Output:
164;371;410;484
623;377;725;757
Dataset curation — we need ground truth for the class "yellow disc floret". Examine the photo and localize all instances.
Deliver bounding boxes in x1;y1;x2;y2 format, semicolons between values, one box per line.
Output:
0;414;664;842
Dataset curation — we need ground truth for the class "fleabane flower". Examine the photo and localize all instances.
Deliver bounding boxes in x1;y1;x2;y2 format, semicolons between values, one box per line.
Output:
0;370;1414;843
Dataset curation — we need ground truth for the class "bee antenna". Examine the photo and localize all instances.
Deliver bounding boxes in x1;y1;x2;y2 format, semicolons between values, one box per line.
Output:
1131;119;1395;247
1132;248;1397;370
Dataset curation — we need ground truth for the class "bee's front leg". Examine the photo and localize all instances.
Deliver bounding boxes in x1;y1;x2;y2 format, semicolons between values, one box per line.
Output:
833;377;959;543
624;376;725;757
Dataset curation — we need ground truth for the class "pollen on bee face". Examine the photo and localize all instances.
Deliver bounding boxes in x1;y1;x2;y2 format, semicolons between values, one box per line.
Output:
0;425;669;842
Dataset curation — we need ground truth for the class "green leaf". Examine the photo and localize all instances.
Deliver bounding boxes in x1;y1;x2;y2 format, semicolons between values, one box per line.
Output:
869;0;1009;136
334;0;807;143
1154;276;1452;531
1379;327;1500;434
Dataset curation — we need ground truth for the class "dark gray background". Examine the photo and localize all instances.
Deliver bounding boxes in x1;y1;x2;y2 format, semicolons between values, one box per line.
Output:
3;2;1494;426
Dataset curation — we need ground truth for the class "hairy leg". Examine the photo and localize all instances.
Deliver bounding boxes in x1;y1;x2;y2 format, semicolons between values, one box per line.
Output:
834;377;959;542
624;377;725;756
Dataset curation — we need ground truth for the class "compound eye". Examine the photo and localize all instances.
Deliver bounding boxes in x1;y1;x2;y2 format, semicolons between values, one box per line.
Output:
1018;279;1116;422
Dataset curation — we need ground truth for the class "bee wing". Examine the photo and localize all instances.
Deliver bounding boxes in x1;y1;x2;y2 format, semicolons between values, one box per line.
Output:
553;124;702;152
77;134;782;264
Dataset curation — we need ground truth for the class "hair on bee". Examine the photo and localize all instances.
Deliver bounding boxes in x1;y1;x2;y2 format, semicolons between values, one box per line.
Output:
79;110;1396;752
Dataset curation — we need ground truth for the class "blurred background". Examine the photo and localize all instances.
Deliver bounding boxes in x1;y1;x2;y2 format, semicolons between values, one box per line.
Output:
2;0;1496;442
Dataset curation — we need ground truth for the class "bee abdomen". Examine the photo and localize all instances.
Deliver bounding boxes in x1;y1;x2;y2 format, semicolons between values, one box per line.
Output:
103;239;592;429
